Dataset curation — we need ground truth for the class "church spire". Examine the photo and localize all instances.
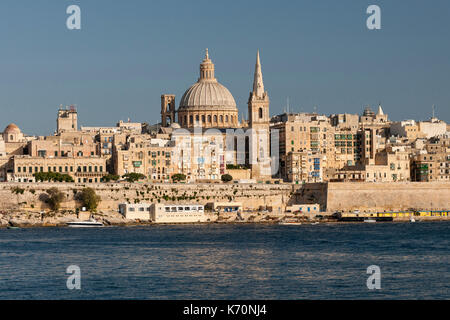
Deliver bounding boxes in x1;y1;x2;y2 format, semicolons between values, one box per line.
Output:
252;50;265;98
377;103;384;116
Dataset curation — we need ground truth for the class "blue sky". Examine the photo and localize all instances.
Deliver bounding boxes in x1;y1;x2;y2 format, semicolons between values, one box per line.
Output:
0;0;449;135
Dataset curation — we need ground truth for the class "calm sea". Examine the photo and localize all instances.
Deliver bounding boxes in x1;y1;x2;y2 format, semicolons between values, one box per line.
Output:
0;222;448;300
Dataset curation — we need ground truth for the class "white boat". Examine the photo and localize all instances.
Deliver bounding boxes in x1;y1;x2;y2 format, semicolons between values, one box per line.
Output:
278;219;302;225
278;221;302;226
364;218;377;223
410;217;416;223
67;218;104;228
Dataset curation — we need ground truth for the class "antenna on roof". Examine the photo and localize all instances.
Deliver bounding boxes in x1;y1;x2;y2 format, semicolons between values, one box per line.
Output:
432;104;436;119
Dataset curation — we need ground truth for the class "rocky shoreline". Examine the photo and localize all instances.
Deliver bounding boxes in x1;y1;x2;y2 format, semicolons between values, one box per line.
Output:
1;209;448;228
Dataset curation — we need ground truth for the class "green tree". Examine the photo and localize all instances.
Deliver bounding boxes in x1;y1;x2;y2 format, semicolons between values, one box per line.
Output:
102;174;120;182
171;173;186;183
79;188;101;212
46;187;65;211
221;174;233;183
122;173;146;183
34;172;74;183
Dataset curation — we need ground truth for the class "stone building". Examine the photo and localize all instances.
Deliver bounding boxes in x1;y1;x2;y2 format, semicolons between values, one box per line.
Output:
57;106;78;133
285;151;325;183
28;132;99;158
271;113;334;181
411;136;450;181
11;155;107;183
417;118;447;139
113;133;177;182
360;104;389;126
158;49;272;181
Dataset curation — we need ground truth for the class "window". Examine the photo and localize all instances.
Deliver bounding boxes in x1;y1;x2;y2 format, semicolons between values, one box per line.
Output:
259;108;263;119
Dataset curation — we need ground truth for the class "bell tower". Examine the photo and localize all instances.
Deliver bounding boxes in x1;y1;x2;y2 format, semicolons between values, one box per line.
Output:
161;94;176;127
248;50;271;179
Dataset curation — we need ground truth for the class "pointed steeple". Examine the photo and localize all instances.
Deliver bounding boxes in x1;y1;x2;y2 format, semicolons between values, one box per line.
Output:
377;103;384;116
252;50;265;98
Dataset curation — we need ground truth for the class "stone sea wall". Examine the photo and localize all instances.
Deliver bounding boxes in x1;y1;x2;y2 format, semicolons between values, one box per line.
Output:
325;182;450;212
0;181;449;216
0;182;295;214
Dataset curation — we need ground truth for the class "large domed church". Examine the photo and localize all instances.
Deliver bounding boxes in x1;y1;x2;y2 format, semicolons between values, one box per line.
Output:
161;49;269;130
160;49;272;179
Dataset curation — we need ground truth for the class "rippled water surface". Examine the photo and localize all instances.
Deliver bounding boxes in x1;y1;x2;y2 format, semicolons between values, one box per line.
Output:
0;222;448;299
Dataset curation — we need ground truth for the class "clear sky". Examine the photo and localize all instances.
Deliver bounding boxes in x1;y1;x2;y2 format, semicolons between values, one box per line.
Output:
0;0;449;135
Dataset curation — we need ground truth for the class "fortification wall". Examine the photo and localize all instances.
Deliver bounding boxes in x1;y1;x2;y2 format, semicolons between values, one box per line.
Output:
326;182;450;212
1;182;448;215
0;183;294;213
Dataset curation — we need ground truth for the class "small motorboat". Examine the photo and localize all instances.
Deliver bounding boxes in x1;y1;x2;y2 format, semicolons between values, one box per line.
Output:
7;226;20;230
278;218;302;226
67;217;104;228
278;221;302;225
364;218;377;223
410;217;416;223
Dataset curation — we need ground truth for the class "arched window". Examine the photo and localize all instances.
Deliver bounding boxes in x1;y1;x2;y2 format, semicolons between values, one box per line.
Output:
225;115;229;123
196;115;199;122
259;108;263;119
208;115;211;123
184;115;187;125
201;115;205;123
190;115;193;124
220;115;223;123
214;115;217;123
10;135;13;141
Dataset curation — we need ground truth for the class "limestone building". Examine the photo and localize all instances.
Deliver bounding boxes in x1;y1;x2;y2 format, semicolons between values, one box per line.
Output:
11;155;106;183
113;133;177;182
157;49;272;181
57;106;78;133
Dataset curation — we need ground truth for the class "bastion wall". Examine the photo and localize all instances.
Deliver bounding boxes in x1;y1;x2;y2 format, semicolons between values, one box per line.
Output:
0;182;448;214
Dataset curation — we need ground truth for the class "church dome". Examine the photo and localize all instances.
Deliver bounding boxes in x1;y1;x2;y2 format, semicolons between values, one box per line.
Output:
177;49;239;129
4;123;21;134
179;49;237;111
179;81;236;110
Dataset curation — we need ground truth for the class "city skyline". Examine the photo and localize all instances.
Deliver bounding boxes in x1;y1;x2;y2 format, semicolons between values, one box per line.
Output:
1;0;450;136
